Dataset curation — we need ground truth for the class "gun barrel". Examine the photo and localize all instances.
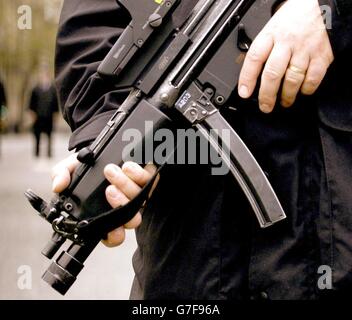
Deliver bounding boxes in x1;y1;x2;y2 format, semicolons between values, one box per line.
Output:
42;241;98;295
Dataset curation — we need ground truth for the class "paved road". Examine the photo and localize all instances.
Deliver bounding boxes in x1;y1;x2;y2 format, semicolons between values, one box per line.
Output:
0;133;137;299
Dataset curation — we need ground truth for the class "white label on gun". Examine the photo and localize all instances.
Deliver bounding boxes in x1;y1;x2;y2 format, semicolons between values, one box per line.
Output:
175;91;191;110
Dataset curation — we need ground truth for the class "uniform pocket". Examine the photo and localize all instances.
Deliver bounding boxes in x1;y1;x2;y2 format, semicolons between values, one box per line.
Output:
318;96;352;132
317;58;352;132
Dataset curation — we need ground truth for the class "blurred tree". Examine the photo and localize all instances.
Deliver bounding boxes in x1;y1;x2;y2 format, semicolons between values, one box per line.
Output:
0;0;63;132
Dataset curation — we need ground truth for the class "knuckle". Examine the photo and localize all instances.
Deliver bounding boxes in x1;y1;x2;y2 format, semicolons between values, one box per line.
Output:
317;41;334;64
106;185;123;203
282;94;298;106
327;52;334;64
112;171;127;188
281;92;295;102
118;176;128;189
259;96;275;107
305;76;321;88
134;169;144;182
247;49;264;64
281;32;296;44
239;73;253;85
263;66;281;81
285;74;302;86
321;47;334;64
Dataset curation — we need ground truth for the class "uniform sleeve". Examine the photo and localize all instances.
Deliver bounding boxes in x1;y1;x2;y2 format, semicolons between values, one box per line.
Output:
55;0;130;150
318;0;352;56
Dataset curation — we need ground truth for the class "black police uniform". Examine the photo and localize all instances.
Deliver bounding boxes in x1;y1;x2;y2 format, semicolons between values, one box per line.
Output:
55;0;352;299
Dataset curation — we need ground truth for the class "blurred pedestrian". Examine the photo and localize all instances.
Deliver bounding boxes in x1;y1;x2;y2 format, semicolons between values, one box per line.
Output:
0;79;6;157
0;79;6;129
0;80;5;108
29;69;58;158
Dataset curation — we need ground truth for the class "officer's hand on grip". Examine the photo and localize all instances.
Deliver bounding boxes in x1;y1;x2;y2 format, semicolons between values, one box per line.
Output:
51;154;159;247
238;0;334;113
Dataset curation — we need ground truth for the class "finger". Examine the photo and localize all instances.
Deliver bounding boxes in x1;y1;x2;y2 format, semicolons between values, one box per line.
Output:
144;163;159;197
281;53;310;107
259;44;292;113
102;227;126;248
144;162;158;175
124;212;142;229
106;184;129;208
104;164;141;200
122;162;158;215
238;32;274;99
105;185;142;229
122;162;154;187
301;58;329;95
51;153;79;193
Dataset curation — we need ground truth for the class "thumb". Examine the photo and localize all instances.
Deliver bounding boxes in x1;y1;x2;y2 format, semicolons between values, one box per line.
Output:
51;153;79;193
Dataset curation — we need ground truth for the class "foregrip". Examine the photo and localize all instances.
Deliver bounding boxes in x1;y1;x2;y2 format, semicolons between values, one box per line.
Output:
61;100;173;222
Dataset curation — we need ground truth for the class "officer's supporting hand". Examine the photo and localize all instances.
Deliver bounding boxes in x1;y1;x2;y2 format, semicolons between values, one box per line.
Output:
238;0;334;113
51;154;158;247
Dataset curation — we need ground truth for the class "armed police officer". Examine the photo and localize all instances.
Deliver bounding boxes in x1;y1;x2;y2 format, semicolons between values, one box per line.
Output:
51;0;352;299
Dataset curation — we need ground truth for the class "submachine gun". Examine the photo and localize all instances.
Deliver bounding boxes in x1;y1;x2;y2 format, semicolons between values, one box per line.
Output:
25;0;286;295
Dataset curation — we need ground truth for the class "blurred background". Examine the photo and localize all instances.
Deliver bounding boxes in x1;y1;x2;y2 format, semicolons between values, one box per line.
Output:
0;0;136;299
